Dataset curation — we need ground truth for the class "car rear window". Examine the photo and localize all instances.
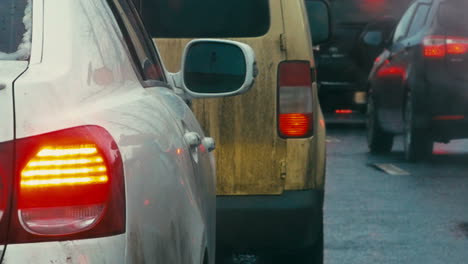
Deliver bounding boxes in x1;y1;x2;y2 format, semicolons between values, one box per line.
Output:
139;0;270;38
0;0;32;61
438;1;468;34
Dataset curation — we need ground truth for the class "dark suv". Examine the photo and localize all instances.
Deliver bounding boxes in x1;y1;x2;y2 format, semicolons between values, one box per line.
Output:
367;0;468;161
313;0;409;118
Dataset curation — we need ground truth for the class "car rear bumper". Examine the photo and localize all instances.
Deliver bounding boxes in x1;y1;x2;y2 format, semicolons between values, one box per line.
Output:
318;82;367;113
419;76;468;140
1;234;125;263
216;189;324;251
431;119;468;141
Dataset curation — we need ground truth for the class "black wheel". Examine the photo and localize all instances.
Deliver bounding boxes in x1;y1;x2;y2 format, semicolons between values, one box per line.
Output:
404;93;433;161
367;96;394;153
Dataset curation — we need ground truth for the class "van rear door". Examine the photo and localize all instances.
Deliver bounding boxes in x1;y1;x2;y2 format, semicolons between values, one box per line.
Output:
142;0;288;195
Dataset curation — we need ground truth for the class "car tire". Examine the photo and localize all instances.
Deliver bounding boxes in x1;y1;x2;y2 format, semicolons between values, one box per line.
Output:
367;96;394;153
404;93;433;162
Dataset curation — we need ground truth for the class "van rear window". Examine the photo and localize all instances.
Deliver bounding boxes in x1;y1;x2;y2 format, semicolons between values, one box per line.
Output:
140;0;270;38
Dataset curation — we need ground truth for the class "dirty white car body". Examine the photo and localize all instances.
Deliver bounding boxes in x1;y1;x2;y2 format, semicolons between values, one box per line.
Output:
0;0;255;263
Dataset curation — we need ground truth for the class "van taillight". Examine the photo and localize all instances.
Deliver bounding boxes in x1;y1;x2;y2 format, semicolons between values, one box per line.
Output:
423;36;468;57
9;126;125;242
278;61;314;138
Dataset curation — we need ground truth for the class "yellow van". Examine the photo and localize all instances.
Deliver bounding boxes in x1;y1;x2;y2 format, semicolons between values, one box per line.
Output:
137;0;331;261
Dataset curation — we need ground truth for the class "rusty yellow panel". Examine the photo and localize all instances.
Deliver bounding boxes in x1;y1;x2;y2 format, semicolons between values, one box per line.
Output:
155;0;288;195
284;139;313;190
280;0;315;63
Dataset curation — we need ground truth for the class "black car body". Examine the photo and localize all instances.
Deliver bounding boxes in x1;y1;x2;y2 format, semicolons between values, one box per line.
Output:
367;0;468;160
314;0;408;116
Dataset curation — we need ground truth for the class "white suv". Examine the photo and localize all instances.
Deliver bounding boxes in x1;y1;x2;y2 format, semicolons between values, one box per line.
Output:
0;0;255;263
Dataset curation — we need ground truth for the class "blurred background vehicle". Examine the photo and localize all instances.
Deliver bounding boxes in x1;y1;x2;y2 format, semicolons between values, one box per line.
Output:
0;0;255;263
312;0;411;121
367;0;468;161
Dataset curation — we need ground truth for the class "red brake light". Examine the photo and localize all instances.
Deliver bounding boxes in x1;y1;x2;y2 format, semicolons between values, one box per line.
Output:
279;113;313;137
278;61;314;138
377;66;406;79
0;141;14;245
10;126;125;242
446;37;468;55
423;36;468;57
335;109;354;114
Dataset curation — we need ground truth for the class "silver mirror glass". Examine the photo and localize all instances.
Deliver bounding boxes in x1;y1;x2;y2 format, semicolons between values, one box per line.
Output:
184;42;247;94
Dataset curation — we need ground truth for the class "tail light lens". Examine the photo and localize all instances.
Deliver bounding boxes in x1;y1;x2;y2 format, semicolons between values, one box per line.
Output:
278;61;314;138
423;36;446;57
377;66;406;79
446;37;468;55
10;126;125;242
335;109;354;114
423;36;468;57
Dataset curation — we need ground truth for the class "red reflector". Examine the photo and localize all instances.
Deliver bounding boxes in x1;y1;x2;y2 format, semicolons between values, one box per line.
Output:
278;61;314;138
335;109;353;114
279;113;313;137
10;126;125;242
377;66;406;79
433;115;465;120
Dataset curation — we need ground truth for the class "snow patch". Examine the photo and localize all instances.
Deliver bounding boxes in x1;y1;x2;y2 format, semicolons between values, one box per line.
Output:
0;0;33;60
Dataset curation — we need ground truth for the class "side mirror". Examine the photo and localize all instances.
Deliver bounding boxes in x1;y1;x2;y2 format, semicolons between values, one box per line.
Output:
363;17;398;48
305;0;332;45
180;39;257;99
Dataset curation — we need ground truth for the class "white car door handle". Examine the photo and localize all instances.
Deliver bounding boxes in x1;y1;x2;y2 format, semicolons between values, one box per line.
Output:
184;132;201;149
202;137;216;152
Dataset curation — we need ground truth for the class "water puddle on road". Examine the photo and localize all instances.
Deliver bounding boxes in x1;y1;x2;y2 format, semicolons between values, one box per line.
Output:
326;137;341;143
372;163;411;175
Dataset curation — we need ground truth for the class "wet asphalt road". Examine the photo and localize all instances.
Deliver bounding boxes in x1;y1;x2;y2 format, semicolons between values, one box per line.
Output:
226;124;468;263
325;125;468;264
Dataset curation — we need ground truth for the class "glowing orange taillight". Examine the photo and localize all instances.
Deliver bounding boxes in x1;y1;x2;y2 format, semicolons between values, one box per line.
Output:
278;61;314;138
279;113;313;137
20;145;108;188
10;126;125;242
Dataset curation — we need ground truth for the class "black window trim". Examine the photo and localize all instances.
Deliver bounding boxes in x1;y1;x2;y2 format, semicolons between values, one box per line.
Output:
106;0;170;89
392;2;418;44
